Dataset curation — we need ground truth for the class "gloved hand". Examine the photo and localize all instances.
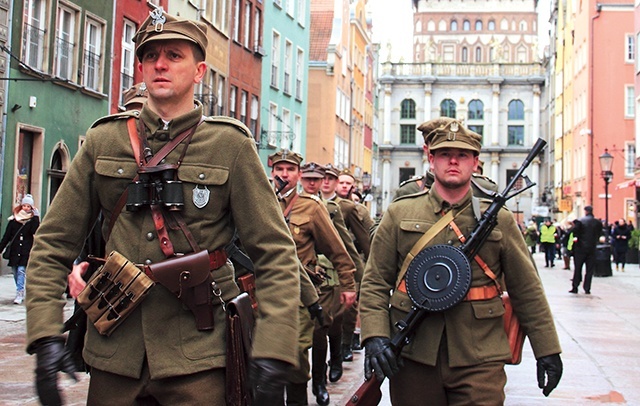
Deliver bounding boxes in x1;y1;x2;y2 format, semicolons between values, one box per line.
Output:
363;336;399;381
307;301;324;326
249;358;291;404
34;336;78;406
536;353;563;396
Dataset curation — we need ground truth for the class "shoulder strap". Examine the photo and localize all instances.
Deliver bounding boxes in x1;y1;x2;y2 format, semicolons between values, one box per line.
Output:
283;194;299;222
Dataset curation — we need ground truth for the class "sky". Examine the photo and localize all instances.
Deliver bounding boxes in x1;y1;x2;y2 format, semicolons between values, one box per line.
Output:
368;0;552;62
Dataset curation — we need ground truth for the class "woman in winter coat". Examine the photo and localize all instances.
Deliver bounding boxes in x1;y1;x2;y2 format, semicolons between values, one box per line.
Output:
0;195;40;304
611;219;632;271
524;220;539;254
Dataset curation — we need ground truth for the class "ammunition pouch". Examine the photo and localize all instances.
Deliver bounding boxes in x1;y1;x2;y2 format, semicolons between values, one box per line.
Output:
317;254;339;287
77;251;155;336
144;250;217;331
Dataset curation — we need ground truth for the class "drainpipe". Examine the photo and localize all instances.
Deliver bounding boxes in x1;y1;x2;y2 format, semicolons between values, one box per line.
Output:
0;0;15;218
589;4;601;205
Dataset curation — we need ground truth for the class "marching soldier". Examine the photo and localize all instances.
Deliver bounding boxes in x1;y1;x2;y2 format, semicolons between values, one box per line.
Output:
269;150;357;405
360;117;563;404
26;9;301;405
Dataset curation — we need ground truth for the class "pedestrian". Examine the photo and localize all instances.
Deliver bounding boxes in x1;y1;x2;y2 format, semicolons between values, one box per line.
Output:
570;206;604;294
540;219;557;267
611;218;631;271
25;8;301;405
555;222;564;260
524;220;539;254
0;194;40;305
359;117;562;404
269;151;357;405
560;221;574;270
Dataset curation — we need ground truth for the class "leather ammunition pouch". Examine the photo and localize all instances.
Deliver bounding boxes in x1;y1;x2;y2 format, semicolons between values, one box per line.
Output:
77;251;155;336
143;249;220;331
304;262;329;286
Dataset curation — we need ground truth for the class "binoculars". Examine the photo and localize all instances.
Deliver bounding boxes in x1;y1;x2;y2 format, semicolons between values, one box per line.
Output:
126;164;184;211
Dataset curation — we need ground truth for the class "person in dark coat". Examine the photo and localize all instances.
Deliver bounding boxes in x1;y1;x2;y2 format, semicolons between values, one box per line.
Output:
0;194;40;304
570;206;603;294
611;219;631;271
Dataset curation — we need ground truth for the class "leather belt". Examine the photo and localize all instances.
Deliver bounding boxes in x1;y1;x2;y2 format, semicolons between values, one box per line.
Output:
141;250;228;282
463;284;500;301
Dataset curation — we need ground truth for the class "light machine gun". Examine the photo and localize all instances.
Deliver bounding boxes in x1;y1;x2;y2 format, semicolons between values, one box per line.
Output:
346;138;547;406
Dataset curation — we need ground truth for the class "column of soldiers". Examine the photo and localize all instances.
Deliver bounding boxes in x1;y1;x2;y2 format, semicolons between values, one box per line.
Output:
268;151;358;405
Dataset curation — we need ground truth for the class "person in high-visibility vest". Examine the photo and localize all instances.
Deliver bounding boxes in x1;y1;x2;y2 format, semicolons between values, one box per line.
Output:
540;219;558;267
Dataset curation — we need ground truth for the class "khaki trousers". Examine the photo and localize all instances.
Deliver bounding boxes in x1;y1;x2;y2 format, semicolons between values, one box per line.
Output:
87;362;225;405
389;338;506;406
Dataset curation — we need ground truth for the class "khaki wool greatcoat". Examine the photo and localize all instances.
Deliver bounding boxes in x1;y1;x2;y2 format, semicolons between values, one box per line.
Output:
26;104;301;379
360;187;561;368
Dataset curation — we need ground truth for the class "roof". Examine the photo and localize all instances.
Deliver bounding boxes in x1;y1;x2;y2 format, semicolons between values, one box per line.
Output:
310;11;333;62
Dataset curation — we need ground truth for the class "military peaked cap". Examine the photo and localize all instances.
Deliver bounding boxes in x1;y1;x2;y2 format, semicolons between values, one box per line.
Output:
301;162;325;178
268;149;303;167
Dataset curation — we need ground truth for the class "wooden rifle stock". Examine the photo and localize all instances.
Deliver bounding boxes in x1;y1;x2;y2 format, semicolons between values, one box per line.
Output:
345;376;382;406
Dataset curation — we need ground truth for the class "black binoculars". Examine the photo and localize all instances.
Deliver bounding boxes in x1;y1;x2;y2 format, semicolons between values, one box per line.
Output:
126;164;184;211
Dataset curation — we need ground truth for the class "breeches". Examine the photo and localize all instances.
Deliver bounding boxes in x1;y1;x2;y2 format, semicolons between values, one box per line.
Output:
389;340;506;406
87;362;225;405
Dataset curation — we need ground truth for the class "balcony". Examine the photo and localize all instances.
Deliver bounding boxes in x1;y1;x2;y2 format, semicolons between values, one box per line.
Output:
380;62;544;79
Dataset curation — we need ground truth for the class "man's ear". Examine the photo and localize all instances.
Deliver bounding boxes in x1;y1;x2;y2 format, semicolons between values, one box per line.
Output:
194;61;207;84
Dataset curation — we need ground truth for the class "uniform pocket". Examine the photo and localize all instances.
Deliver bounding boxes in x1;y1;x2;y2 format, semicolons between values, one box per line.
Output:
95;158;139;210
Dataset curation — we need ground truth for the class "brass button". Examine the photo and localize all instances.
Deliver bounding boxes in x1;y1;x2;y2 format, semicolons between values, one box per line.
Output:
146;232;154;241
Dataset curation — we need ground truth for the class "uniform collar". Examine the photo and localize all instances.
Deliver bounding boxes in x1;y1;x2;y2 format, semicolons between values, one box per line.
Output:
428;187;473;214
139;101;203;141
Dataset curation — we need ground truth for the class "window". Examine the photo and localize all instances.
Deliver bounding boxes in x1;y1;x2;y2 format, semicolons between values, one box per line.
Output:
295;48;304;100
626;34;635;63
284;40;292;95
233;0;240;42
22;0;47;70
297;0;305;26
508;99;525;145
282;109;291;144
637;33;640;72
517;46;526;63
271;31;280;88
440;99;456;118
286;0;294;16
443;45;454;62
240;90;248;123
400;125;416;144
468;125;483;139
55;4;77;80
468;99;484;119
450;20;457;31
488;20;495;31
293;114;301;152
625;143;636;176
243;2;251;48
268;103;278;146
83;17;104;91
217;76;226;115
625;85;635;118
462;47;468;62
463;20;470;31
475;20;483;31
254;9;262;48
120;19;136;106
400;99;416;119
250;96;259;136
229;86;237;118
475;46;482;62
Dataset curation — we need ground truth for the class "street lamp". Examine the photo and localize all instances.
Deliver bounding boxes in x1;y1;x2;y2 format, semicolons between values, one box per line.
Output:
599;149;614;228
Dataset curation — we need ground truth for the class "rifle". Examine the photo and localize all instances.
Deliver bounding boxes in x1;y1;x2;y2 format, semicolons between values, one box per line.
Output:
274;175;289;199
346;138;547;406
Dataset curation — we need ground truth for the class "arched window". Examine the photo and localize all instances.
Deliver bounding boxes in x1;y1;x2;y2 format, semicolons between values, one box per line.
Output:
468;100;484;120
488;20;495;31
475;46;482;62
500;18;508;30
416;20;422;32
508;99;525;145
401;99;416;119
427;20;436;31
520;20;527;31
462;47;468;62
450;20;458;31
517;46;527;63
48;142;71;204
440;99;456;118
475;20;483;31
463;20;470;31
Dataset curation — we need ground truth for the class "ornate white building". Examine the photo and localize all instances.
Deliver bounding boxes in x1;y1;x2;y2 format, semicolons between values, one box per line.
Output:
375;0;546;222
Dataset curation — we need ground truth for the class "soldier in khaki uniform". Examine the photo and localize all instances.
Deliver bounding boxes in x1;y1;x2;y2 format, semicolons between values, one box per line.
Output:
269;151;357;405
299;162;365;405
26;10;300;405
360;118;563;405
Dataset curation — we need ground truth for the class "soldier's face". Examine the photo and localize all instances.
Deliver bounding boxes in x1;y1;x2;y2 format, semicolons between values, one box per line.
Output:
337;175;354;198
321;175;338;195
139;40;206;107
271;163;301;193
300;177;321;194
429;148;478;190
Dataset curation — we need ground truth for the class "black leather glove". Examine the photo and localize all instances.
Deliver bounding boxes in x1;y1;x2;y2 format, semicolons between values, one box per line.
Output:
536;353;563;396
307;301;324;326
249;358;291;405
34;337;78;406
363;336;399;381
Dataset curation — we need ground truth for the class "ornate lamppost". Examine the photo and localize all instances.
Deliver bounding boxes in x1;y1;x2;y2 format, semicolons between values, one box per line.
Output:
599;149;614;230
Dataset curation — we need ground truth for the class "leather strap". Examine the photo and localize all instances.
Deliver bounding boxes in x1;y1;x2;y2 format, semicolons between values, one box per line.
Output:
282;193;299;222
142;250;228;282
463;284;500;301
